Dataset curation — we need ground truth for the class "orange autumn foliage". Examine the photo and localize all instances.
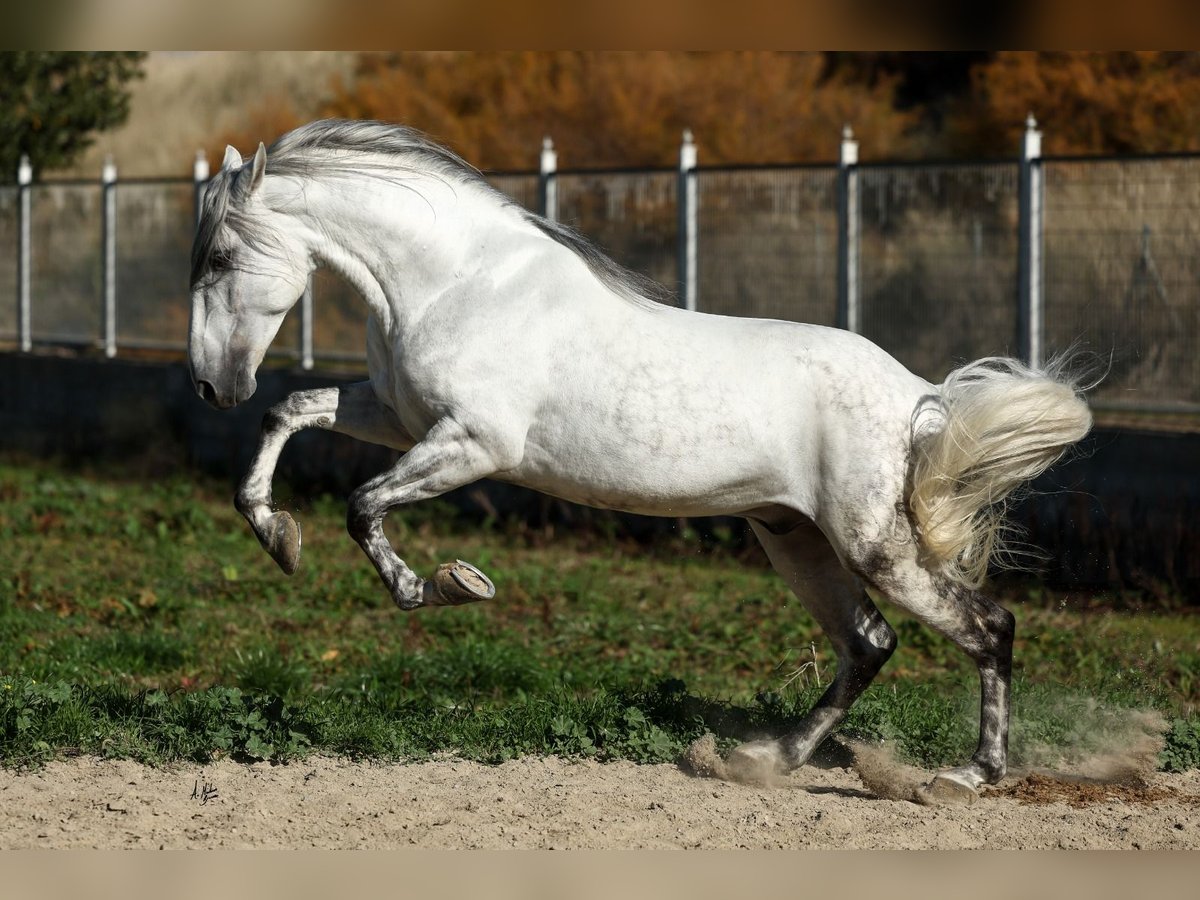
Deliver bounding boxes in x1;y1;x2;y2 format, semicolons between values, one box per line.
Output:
948;52;1200;157
209;52;1200;169
212;51;915;170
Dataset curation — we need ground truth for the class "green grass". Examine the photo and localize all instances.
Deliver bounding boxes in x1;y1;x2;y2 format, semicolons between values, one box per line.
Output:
2;458;1199;772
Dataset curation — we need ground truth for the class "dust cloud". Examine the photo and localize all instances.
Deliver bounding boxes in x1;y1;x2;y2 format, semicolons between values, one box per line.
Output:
684;702;1169;806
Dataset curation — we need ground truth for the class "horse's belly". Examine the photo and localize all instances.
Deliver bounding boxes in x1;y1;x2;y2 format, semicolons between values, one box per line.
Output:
505;418;804;517
498;465;779;516
501;344;817;515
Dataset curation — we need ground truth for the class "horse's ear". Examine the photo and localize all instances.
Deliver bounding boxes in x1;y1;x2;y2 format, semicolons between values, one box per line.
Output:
248;142;267;193
222;145;243;172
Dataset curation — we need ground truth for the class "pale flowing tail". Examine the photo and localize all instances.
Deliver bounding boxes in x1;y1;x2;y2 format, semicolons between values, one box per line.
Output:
908;356;1093;589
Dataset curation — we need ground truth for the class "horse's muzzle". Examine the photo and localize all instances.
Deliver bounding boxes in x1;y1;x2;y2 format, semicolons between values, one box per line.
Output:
191;367;255;410
194;379;233;409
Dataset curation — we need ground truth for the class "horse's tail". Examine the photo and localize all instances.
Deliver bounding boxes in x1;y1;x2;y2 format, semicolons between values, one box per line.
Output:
907;356;1093;589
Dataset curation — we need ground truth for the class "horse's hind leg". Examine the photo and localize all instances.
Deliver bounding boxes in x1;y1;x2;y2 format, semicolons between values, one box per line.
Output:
237;382;412;574
724;520;897;783
858;551;1015;803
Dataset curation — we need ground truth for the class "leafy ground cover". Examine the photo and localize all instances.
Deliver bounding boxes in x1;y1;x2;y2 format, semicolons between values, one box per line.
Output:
2;458;1198;771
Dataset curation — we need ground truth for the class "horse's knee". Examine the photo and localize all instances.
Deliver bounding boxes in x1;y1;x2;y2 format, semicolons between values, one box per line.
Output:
866;617;898;669
849;616;897;681
827;615;895;708
261;398;295;435
349;484;394;544
346;497;374;544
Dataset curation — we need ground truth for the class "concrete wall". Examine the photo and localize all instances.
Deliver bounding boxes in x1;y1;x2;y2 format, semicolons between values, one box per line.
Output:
1;353;1197;595
0;353;396;491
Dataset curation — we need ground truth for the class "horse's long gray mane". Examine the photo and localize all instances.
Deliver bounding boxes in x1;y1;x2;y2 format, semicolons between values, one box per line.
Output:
193;119;673;308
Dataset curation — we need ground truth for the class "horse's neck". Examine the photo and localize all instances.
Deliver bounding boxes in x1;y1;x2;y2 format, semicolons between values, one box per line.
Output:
294;169;519;333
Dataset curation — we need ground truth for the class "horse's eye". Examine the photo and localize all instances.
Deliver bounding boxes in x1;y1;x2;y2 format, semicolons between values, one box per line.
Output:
210;249;234;274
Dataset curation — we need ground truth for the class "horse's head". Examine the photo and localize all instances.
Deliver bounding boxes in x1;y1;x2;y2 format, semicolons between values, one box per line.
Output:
188;143;310;409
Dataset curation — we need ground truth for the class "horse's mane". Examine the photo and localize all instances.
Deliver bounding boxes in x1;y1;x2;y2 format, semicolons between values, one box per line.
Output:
193;119;673;309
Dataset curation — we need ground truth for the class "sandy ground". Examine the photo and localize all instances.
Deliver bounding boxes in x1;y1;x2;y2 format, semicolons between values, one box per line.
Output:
3;752;1199;849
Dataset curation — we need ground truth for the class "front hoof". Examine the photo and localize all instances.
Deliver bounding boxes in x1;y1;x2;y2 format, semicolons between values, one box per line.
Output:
263;511;301;575
724;740;785;786
916;773;979;807
426;560;496;606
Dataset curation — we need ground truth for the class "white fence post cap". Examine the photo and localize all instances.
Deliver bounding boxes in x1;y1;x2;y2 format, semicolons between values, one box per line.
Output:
840;125;858;166
194;149;210;182
679;129;697;170
1023;113;1042;160
17;155;32;185
540;136;557;174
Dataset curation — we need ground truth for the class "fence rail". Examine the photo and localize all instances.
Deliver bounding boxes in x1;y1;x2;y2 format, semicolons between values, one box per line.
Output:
3;119;1199;412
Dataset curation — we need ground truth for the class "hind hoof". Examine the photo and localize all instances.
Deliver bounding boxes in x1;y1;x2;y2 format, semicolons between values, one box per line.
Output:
917;773;979;807
725;740;785;786
263;511;301;575
425;560;495;606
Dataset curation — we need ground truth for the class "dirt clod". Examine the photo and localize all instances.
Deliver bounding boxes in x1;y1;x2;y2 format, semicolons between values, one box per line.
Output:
681;734;729;780
988;773;1200;808
845;739;928;803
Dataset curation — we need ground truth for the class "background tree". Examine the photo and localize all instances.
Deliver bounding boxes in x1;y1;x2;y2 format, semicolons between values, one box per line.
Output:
945;52;1200;157
207;51;1200;169
213;51;915;169
0;51;146;180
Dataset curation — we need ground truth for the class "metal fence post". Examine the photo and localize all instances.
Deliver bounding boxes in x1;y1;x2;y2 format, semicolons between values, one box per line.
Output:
16;155;32;352
193;149;209;233
1017;114;1044;367
836;125;860;333
538;136;557;223
101;156;118;358
677;129;698;311
299;276;314;370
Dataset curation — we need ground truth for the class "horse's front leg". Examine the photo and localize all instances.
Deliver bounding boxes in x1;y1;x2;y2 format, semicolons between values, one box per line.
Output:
346;416;508;610
237;382;412;574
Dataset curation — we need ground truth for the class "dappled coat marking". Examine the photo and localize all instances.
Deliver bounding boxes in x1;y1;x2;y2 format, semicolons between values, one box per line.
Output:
188;119;1092;801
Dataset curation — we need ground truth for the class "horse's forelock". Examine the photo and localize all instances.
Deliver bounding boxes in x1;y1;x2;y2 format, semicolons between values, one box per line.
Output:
190;166;267;289
191;171;232;288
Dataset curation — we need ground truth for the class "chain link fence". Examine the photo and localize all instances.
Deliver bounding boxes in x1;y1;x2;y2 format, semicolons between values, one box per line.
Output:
557;169;679;295
858;162;1020;381
30;182;102;345
1043;157;1200;408
113;180;195;351
697;166;838;325
3;144;1199;412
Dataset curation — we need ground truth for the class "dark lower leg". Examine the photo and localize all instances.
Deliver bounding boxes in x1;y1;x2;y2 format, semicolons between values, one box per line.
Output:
929;602;1014;790
971;630;1013;783
778;612;896;768
733;521;898;778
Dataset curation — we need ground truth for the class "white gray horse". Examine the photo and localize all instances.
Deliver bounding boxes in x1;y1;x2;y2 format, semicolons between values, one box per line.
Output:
188;120;1091;801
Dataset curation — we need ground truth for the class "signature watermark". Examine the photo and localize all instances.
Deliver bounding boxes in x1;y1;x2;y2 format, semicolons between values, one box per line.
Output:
190;778;218;805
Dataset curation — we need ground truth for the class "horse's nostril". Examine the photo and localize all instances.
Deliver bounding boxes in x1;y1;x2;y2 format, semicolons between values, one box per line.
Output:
196;380;218;404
